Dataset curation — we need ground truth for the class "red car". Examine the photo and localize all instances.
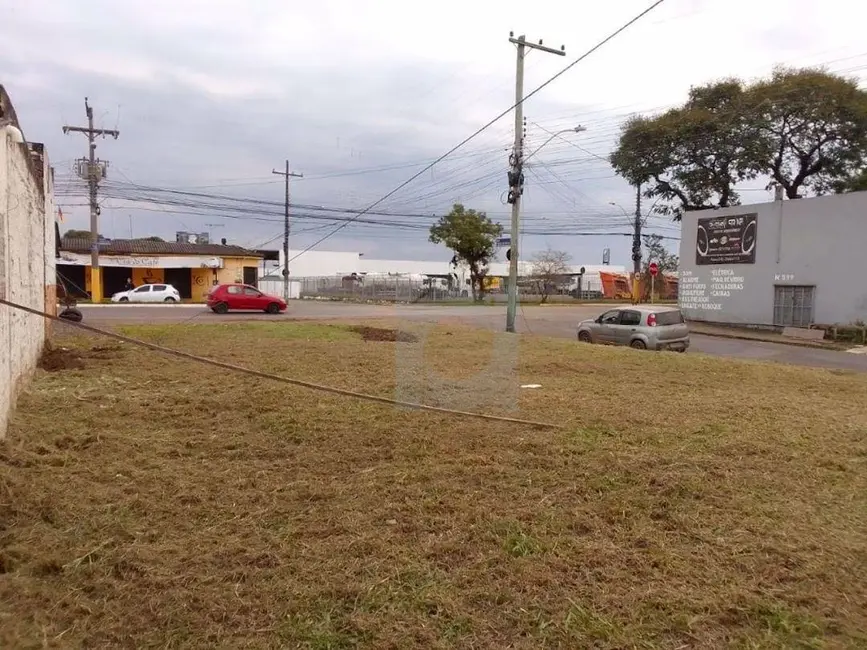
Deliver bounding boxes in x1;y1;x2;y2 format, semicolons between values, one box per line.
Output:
207;284;287;314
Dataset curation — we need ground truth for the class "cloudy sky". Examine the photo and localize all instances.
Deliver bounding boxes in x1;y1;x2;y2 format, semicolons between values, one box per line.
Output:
3;0;866;267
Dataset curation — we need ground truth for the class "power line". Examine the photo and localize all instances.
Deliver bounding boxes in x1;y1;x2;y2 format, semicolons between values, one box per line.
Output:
285;0;669;264
1;298;560;430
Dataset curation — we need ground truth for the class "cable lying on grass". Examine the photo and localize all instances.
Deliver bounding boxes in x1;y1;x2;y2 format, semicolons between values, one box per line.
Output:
0;298;560;429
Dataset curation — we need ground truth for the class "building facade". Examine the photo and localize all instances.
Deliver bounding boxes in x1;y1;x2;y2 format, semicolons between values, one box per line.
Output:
0;85;56;437
263;248;626;296
58;238;263;302
678;191;867;327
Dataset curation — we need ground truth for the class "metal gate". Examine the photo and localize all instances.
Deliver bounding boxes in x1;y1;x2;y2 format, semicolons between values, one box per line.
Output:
773;285;815;327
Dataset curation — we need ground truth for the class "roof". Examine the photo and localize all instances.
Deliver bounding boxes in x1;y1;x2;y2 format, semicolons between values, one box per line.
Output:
60;238;263;258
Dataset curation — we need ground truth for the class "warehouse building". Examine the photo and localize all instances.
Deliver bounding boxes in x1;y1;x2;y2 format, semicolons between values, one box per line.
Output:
58;238;264;301
678;191;867;328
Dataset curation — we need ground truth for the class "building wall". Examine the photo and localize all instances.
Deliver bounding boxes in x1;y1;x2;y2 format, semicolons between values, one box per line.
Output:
0;123;56;437
678;192;867;326
270;249;362;278
75;255;262;302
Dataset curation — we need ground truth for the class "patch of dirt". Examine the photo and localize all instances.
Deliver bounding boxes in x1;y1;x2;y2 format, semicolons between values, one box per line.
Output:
38;346;84;372
350;325;419;342
84;344;124;360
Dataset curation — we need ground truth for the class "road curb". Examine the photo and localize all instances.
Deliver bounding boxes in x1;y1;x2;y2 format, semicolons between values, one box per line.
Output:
79;304;204;309
690;328;845;351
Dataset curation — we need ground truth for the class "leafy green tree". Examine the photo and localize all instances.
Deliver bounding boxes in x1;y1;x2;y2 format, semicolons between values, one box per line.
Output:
63;229;97;239
611;79;762;219
429;204;502;302
749;68;867;198
611;68;867;217
137;236;165;242
640;234;679;301
833;168;867;194
642;234;678;273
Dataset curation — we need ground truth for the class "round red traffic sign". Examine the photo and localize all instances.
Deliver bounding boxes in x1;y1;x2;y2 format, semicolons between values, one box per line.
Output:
648;262;659;277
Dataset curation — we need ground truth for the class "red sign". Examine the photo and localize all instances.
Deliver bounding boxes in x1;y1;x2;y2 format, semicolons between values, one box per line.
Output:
648;262;659;277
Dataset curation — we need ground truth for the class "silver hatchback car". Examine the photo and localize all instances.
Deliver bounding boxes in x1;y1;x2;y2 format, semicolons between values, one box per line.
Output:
577;305;690;351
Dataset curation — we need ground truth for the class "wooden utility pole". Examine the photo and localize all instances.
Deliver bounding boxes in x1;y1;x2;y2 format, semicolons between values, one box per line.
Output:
271;161;303;301
62;98;119;302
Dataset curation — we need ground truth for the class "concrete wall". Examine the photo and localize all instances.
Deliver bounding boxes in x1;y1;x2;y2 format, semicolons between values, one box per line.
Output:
0;89;56;437
678;191;867;326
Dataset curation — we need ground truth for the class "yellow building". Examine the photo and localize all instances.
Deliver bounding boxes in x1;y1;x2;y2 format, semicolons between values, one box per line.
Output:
57;238;266;302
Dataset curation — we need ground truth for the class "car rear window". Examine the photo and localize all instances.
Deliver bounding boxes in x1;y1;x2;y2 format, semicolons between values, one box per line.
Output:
152;285;166;291
654;310;685;326
620;310;641;326
227;286;242;295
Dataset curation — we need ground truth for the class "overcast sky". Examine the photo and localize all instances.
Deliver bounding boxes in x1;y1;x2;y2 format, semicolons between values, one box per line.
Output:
3;0;866;267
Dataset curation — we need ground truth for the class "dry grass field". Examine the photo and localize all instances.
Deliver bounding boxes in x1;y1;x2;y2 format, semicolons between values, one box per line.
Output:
1;321;865;648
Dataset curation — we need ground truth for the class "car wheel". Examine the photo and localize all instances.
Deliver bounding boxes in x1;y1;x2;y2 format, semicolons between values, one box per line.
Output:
578;331;592;343
212;302;229;314
119;297;129;303
630;339;647;350
266;302;280;314
164;297;177;303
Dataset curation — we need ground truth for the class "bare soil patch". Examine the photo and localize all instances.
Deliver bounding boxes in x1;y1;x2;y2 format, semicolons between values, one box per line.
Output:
2;321;866;648
350;324;419;342
37;345;84;371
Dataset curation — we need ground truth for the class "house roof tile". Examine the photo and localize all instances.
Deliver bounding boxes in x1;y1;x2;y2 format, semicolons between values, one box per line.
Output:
60;238;263;258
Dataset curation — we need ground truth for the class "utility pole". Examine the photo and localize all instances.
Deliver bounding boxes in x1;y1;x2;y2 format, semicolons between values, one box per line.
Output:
62;98;119;302
505;32;565;333
272;160;303;302
632;183;642;304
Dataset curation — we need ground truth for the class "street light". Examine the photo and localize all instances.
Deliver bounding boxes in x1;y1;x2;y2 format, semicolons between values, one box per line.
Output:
505;124;586;334
524;126;586;163
608;201;629;217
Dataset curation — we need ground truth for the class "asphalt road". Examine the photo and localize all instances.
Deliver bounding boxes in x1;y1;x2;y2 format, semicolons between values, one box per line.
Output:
76;303;867;373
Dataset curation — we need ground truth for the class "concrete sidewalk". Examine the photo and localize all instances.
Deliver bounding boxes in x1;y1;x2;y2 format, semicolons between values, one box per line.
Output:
687;322;848;351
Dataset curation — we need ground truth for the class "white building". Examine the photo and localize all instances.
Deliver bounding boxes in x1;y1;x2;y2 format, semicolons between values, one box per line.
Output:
261;248;625;294
678;191;867;327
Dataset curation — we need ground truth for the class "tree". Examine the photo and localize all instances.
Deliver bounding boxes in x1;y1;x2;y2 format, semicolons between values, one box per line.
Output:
530;248;572;303
63;229;97;239
640;234;679;301
611;68;867;217
748;67;867;199
429;204;502;302
611;79;763;219
137;236;165;242
642;234;679;273
833;168;867;194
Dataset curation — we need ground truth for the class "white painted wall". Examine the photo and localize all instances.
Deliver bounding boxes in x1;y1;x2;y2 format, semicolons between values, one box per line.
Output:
258;277;301;299
0;126;55;437
266;249;362;278
678;192;867;326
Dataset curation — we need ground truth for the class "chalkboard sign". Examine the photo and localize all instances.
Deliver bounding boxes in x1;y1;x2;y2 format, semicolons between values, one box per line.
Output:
695;213;757;265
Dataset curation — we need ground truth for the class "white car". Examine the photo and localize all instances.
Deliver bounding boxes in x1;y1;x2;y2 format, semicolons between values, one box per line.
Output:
111;283;181;303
